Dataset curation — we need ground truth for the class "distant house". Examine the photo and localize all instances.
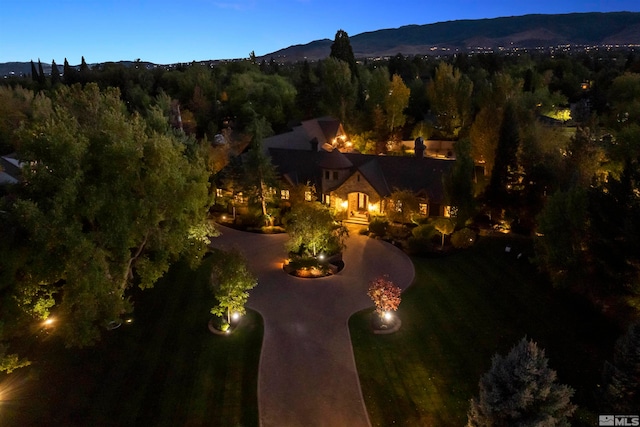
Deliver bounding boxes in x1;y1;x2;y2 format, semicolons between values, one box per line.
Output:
261;117;347;153
0;153;22;185
269;147;454;220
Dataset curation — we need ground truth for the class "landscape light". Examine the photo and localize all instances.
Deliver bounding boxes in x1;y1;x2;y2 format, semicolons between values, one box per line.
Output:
384;312;392;321
43;317;54;326
232;312;240;321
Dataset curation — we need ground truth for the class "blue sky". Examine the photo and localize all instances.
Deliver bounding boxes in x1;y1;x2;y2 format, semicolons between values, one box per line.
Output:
1;0;639;64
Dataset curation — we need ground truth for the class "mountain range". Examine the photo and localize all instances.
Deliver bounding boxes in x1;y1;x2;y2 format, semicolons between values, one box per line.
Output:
264;12;640;61
2;12;640;76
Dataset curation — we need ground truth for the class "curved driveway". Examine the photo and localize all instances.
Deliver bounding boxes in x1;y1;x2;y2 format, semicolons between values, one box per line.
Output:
211;225;415;427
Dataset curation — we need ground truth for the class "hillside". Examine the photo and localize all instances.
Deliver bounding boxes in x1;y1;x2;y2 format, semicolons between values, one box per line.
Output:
264;12;640;61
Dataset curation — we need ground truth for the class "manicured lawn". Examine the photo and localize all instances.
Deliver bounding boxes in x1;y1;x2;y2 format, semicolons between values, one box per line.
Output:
350;235;619;427
1;256;263;427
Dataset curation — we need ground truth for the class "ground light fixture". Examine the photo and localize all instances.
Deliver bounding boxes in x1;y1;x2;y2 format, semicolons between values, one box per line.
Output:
231;312;241;322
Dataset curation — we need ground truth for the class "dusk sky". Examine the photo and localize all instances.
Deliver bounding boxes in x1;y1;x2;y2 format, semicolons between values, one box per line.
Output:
2;0;639;65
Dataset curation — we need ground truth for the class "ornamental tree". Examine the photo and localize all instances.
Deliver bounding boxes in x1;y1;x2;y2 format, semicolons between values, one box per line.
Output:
367;276;402;320
210;248;257;326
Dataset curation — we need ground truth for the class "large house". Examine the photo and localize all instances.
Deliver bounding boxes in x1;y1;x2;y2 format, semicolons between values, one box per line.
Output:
269;147;454;220
216;117;455;221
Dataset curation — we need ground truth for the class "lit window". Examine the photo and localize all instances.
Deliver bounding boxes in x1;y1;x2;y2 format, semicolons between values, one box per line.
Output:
324;194;331;205
281;189;290;200
395;200;403;212
419;203;428;216
234;192;245;204
216;188;223;198
305;191;312;202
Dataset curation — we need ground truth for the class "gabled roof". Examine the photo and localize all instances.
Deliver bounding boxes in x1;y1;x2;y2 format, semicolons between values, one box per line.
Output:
268;148;322;189
357;158;390;197
317;148;353;169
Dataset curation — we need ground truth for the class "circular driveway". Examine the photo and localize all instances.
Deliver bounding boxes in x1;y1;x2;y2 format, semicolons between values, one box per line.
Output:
211;225;415;427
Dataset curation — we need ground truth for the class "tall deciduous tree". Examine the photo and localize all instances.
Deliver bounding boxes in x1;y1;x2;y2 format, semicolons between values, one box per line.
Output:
468;337;576;427
241;114;278;223
319;57;357;126
385;74;411;133
3;83;214;348
427;62;473;140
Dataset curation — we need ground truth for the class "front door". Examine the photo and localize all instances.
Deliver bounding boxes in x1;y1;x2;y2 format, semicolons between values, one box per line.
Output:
357;192;368;211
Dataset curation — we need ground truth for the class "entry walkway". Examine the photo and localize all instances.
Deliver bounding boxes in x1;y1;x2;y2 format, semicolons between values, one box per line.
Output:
211;225;415;427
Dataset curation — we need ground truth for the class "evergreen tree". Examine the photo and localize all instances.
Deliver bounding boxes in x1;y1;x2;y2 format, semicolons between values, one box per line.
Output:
63;58;78;85
37;59;46;86
468;337;576;427
602;321;640;412
295;60;318;119
51;60;61;86
485;102;520;209
30;60;38;83
330;29;357;78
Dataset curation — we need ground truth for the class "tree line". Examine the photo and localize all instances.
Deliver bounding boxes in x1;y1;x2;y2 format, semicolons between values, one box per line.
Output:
1;30;640;374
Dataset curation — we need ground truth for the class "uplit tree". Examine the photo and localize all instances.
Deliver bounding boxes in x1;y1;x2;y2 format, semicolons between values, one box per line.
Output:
210;248;257;327
468;337;576;427
3;83;214;348
284;201;347;257
385;74;411;133
433;217;455;249
367;276;402;320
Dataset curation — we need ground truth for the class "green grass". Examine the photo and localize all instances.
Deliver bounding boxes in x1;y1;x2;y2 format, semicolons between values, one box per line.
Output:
350;235;619;427
1;256;263;427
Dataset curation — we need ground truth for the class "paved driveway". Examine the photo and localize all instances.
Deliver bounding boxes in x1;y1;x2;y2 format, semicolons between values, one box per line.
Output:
211;225;415;427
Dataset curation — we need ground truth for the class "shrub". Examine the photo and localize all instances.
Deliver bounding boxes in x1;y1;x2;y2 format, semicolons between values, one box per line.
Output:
451;228;477;249
369;217;389;237
412;223;436;241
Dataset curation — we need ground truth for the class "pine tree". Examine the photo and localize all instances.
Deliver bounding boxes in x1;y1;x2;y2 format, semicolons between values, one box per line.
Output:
63;58;78;85
330;29;357;78
30;60;38;82
37;59;46;86
51;60;61;86
602;321;640;412
468;337;576;427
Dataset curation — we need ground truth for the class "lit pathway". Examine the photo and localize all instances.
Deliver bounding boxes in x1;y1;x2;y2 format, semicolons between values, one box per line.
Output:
211;225;415;427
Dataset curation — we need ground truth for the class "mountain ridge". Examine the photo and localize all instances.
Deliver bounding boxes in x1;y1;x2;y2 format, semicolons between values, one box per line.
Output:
2;11;639;76
264;12;640;61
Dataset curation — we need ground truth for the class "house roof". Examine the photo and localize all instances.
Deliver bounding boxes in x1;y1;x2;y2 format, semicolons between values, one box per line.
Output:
261;116;343;153
317;148;353;169
0;153;22;184
268;148;454;203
